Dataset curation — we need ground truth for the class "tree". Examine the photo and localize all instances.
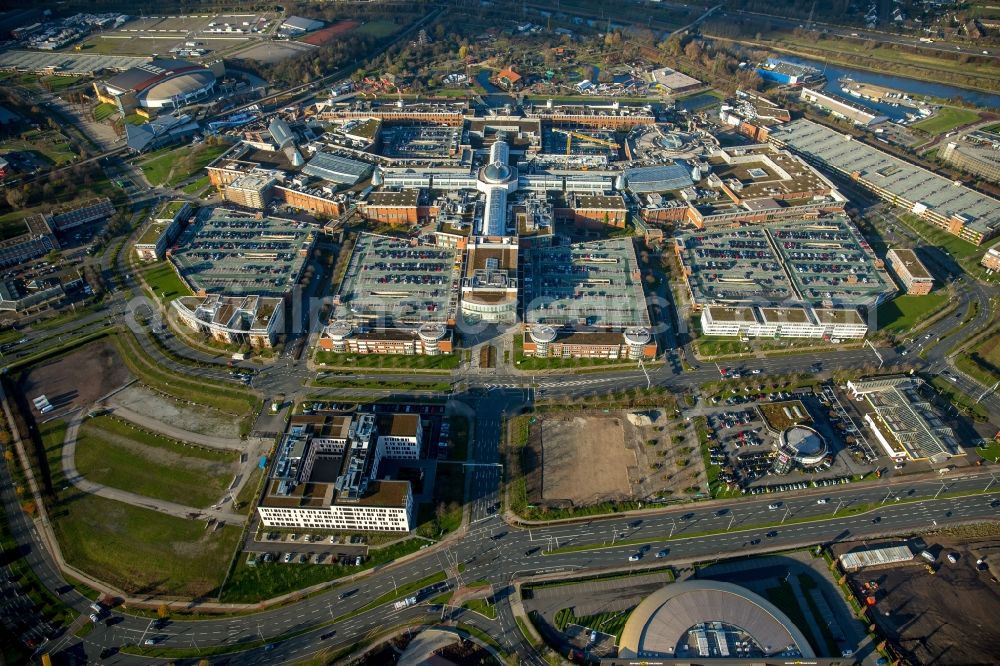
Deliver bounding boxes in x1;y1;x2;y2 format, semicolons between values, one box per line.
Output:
5;187;25;209
157;604;169;619
458;44;469;60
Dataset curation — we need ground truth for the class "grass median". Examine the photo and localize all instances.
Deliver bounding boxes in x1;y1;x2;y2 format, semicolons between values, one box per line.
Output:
315;351;458;371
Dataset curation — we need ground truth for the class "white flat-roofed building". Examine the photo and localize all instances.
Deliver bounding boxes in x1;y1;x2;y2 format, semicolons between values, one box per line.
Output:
172;294;284;348
257;414;415;531
376;414;422;460
981;247;1000;272
886;248;934;295
847;376;962;463
840;544;914;571
134;200;191;261
701;305;868;339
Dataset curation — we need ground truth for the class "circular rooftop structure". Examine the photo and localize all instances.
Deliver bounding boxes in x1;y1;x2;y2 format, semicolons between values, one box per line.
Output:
325;321;353;340
623;326;652;346
482;161;513;184
528;324;557;344
619;580;815;660
781;425;828;467
140;70;216;109
417;322;448;342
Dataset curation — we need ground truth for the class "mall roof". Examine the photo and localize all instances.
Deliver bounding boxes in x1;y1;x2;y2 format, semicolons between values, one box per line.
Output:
624;163;693;193
105;59;203;93
302;151;373;185
770;119;1000;239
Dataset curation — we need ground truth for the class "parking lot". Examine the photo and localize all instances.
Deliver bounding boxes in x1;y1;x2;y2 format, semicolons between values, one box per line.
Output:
676;217;894;307
522;238;650;328
703;387;876;494
0;563;58;654
332;233;461;325
170;208;314;296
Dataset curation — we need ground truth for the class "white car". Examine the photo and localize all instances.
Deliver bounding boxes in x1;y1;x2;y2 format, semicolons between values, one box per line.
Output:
816;498;828;505
752;369;762;375
283;552;293;563
628;554;641;562
768;503;780;510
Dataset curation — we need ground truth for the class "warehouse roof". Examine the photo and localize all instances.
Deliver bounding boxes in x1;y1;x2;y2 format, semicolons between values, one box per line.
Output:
771;119;1000;239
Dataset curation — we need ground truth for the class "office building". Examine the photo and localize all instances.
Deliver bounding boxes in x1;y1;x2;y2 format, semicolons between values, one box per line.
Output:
886;248;934;295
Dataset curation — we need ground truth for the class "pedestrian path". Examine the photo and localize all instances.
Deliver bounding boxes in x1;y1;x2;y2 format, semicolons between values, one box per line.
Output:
61;409;247;524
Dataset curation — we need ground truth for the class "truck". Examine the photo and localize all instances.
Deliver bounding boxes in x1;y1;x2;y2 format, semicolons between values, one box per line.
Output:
393;596;417;611
232;353;247;361
919;37;934;43
920;549;937;563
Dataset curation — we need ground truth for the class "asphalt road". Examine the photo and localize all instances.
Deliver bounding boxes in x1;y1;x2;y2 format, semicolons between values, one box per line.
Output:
31;465;998;665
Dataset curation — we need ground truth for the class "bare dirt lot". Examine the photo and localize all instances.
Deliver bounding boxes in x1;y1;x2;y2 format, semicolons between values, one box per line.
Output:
229;40;313;63
846;536;1000;665
523;410;705;508
17;340;131;413
539;416;632;505
110;383;241;440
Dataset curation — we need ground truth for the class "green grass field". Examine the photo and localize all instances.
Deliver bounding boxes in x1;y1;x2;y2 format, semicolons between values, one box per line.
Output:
956;327;1000;387
139;143;228;187
93;102;118;122
41;76;80;92
694;336;750;358
220;538;425;603
462;598;497;619
140;261;191;302
38;420;241;598
112;331;260;422
554;607;631;641
75;415;237;508
0;213;28;241
182;175;211;195
910;107;981;135
874;292;950;333
355;20;400;38
0;129;77;166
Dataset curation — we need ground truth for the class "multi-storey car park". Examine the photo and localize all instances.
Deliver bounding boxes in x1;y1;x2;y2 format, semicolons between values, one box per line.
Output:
521;238;655;360
319;233;462;355
676;216;896;339
769;119;1000;246
169;208;315;297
